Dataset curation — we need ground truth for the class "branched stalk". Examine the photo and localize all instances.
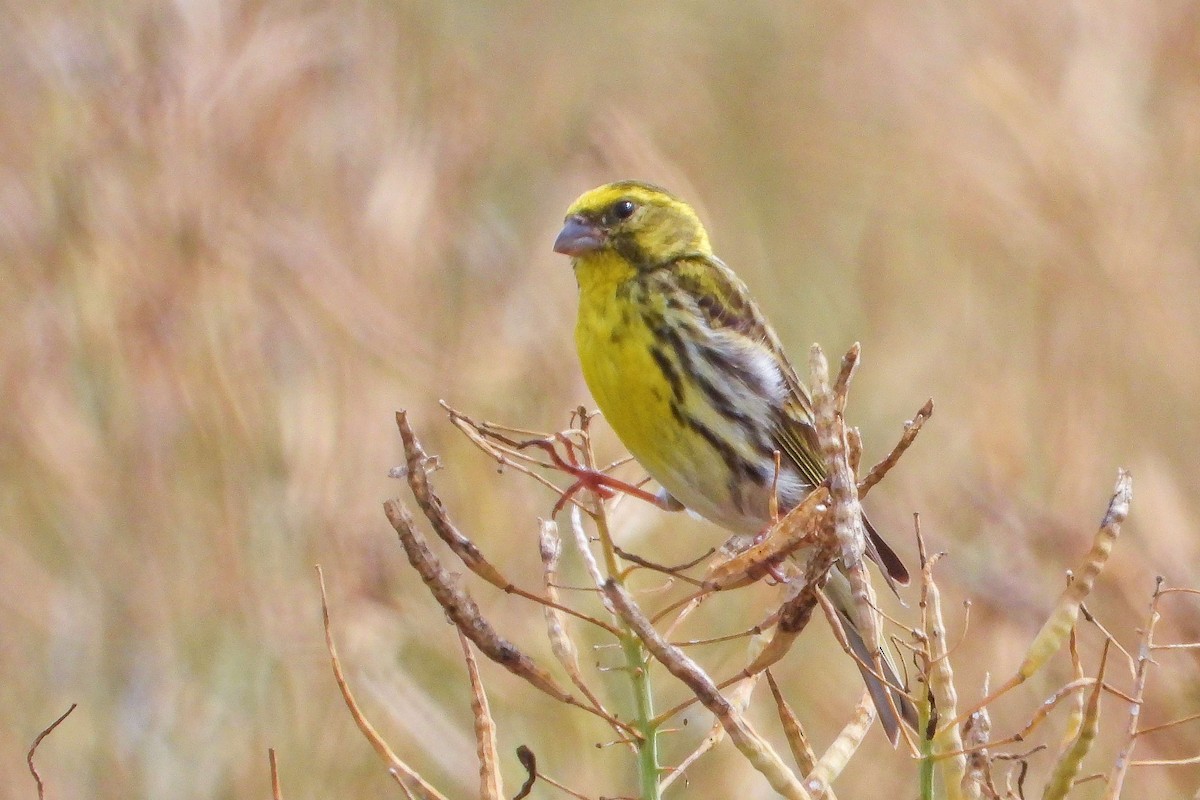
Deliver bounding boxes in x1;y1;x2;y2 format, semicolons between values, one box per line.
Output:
581;420;662;800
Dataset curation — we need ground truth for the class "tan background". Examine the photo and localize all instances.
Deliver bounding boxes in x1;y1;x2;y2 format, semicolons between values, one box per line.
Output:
3;2;1199;797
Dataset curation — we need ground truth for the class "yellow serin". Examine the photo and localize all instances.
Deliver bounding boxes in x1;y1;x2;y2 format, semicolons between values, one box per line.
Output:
554;180;915;742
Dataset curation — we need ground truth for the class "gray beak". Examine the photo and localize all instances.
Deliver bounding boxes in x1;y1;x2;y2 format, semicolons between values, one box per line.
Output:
553;215;604;256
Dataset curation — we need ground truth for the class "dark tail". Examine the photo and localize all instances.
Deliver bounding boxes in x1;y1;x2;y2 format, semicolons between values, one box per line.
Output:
840;607;918;745
864;514;910;589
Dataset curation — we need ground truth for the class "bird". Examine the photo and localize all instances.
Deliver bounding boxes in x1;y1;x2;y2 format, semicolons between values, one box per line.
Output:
553;179;916;743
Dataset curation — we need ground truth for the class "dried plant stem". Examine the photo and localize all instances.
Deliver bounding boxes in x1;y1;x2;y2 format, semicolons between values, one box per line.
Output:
1057;627;1086;755
1102;578;1164;798
444;402;574;499
608;583;662;793
859;398;934;498
269;749;282;800
575;416;663;800
397;411;618;637
917;529;970;799
539;520;615;726
766;676;815;771
27;703;76;800
936;679;1099;763
807;691;876;796
661;669;762;792
1134;710;1200;739
605;580;813;800
316;566;450;800
811;344;903;747
384;500;632;732
766;671;840;800
939;470;1132;737
458;631;503;800
811;344;867;569
701;486;829;593
1042;643;1108;800
960;685;994;800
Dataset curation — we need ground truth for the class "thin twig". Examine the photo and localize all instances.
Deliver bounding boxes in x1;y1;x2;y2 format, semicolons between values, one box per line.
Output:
317;566;450;800
1135;711;1200;739
269;749;283;800
859;398;933;498
1104;577;1165;799
27;703;77;800
397;411;616;634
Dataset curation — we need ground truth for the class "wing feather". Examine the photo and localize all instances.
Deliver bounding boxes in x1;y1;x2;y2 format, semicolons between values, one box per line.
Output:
663;254;910;587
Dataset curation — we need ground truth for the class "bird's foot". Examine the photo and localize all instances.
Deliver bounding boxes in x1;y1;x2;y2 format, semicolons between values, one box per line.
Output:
512;435;668;514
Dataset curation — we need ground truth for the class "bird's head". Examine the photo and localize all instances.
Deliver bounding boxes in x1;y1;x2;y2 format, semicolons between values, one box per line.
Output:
553;181;712;268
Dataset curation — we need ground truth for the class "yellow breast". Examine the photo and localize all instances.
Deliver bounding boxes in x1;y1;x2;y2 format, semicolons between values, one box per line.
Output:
573;253;682;475
572;253;767;533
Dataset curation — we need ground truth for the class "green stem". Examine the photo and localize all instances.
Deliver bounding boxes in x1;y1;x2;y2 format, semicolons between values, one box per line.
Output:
918;705;935;800
622;628;661;799
583;426;661;800
593;507;661;800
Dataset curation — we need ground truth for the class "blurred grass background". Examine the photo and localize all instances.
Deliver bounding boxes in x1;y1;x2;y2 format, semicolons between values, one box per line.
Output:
3;1;1199;797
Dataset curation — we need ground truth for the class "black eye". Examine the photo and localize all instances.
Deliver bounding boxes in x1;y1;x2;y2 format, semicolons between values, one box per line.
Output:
612;199;636;220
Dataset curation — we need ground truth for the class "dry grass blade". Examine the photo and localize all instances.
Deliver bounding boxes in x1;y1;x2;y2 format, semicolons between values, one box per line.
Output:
603;579;814;800
457;631;503;800
316;566;449;800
